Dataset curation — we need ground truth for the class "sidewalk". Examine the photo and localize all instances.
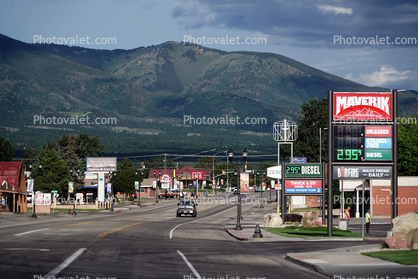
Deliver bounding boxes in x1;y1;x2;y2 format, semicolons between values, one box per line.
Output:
224;200;400;277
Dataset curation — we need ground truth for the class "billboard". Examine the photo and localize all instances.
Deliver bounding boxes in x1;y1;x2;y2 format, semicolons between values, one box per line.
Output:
333;92;392;121
86;157;117;172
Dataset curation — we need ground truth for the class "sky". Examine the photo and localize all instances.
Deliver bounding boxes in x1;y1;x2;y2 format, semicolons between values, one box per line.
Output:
1;0;417;90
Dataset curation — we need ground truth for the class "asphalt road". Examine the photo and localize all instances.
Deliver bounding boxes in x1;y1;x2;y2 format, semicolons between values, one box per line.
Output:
0;193;415;279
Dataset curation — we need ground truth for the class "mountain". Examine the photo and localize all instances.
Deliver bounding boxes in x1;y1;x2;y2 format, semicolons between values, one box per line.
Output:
1;34;417;158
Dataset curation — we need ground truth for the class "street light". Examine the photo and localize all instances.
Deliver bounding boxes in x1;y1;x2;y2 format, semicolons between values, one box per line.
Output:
228;147;248;230
108;171;116;212
29;163;42;218
70;169;81;215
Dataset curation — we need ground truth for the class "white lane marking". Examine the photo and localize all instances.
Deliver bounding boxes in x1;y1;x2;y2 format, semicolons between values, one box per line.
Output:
43;248;87;278
15;228;50;236
177;250;202;279
169;206;235;239
2;248;50;251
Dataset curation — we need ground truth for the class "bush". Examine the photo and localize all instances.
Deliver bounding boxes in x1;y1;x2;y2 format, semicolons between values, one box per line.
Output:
295;222;300;226
128;195;134;202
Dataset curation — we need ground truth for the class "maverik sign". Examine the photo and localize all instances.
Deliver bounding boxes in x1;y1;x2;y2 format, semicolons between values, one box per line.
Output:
334;92;392;121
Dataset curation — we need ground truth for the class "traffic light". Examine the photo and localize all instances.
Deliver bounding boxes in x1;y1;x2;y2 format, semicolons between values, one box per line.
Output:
222;170;225;174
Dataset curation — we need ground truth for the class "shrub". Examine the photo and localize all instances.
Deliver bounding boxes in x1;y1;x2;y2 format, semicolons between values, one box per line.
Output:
128;195;134;202
295;222;300;226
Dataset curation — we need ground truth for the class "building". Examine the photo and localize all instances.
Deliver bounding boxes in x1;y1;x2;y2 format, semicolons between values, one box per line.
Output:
339;177;418;217
148;166;211;190
0;161;28;213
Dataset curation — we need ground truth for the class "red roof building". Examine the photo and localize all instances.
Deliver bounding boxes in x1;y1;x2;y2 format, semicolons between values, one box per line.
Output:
0;161;28;213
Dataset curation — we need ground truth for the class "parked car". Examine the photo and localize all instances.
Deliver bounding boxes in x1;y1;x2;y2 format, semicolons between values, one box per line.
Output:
176;200;197;217
170;189;184;198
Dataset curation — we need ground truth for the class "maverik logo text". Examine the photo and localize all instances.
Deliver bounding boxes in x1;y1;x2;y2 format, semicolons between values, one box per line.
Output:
334;92;392;120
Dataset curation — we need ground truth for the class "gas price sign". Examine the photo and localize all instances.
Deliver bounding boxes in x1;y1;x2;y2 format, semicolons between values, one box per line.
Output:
284;163;322;178
333;125;392;162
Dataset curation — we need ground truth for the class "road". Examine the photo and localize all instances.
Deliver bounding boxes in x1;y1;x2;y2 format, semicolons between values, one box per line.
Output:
0;192;415;279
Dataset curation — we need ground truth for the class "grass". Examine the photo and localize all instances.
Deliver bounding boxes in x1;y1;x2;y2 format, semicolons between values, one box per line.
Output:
291;207;320;213
263;226;365;238
362;250;418;265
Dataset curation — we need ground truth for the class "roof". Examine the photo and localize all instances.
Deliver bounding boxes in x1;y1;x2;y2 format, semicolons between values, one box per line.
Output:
0;161;26;192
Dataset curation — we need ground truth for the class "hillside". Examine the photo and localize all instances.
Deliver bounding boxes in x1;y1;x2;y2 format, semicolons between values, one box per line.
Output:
1;34;417;157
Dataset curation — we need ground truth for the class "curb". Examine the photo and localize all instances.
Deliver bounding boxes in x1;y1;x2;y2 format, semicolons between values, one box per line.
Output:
225;227;250;241
285;255;329;278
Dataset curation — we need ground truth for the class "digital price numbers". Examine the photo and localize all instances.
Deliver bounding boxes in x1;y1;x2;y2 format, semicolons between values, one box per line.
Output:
333;125;392;162
284;163;322;178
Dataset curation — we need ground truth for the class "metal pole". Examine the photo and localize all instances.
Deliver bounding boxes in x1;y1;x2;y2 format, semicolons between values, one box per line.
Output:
392;89;398;220
235;164;242;230
362;180;365;237
327;91;333;237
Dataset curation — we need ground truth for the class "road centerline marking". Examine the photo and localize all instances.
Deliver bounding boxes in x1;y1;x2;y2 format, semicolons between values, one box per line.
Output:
97;222;145;238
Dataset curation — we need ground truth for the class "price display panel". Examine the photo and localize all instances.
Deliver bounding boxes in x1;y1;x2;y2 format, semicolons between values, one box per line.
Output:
333;125;392;162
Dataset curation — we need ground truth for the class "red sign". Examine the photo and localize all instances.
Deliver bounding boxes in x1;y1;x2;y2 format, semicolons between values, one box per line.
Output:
365;126;392;137
275;183;281;190
160;174;171;183
192;171;203;179
333;92;392;120
285;180;322;188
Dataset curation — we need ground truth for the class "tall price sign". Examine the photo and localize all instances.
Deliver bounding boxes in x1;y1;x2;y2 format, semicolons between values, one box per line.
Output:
328;91;398;234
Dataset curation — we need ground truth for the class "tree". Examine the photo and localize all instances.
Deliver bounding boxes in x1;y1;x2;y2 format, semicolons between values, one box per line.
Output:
144;155;177;169
194;155;220;170
293;97;328;163
398;113;418;175
113;158;137;197
0;136;15;161
35;149;70;195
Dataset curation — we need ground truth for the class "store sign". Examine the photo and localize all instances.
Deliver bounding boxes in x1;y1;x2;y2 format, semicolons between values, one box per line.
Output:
333;92;392;121
267;166;281;179
35;193;51;206
284;180;322;194
333;166;392;179
160;174;171;183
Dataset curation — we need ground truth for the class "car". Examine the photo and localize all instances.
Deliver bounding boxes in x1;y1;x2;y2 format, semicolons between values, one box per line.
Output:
176;200;197;217
233;188;239;194
170;189;184;198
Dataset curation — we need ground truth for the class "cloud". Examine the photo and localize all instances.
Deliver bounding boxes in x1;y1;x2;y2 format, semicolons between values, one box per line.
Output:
318;5;352;15
346;65;412;87
172;0;418;48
